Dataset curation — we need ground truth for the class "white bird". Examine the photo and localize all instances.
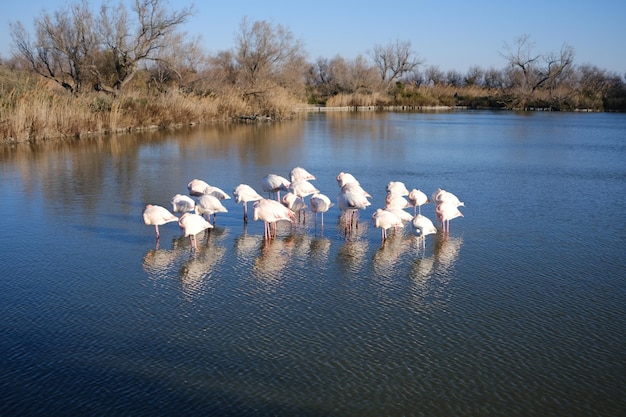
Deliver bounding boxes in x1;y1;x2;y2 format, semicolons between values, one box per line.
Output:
432;188;464;207
408;189;430;215
289;179;319;199
411;214;438;252
233;184;263;223
187;179;231;200
290;166;316;182
178;212;213;250
203;185;231;200
340;182;372;199
195;194;228;224
171;194;196;213
309;193;333;227
336;172;359;188
143;204;178;239
253;198;296;239
372;208;403;241
386;181;409;196
261;174;290;201
337;189;371;230
282;191;307;220
385;193;411;210
411;214;437;238
187;179;210;196
435;200;464;233
385;207;414;223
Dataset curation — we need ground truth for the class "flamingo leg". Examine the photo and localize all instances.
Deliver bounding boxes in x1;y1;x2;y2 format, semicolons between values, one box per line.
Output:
155;225;160;239
243;203;248;223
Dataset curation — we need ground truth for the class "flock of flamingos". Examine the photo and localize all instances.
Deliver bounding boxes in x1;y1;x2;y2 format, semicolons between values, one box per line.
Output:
142;166;465;250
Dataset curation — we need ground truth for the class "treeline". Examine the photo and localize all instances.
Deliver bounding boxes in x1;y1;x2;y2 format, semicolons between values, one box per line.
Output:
1;0;625;143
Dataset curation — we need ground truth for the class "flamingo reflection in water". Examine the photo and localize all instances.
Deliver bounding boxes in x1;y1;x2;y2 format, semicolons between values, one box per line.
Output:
179;242;227;297
409;235;464;310
254;237;293;284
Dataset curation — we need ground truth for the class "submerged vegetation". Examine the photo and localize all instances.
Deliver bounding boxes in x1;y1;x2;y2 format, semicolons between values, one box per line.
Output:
1;0;625;144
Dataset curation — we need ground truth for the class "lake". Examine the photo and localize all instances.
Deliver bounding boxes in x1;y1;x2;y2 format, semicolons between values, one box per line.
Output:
1;110;624;416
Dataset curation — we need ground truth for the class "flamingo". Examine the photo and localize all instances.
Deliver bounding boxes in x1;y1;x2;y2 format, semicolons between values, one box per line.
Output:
290;166;316;182
408;189;430;215
435;201;464;233
336;172;359;188
195;194;228;224
411;214;437;238
309;193;333;228
253;198;296;240
178;212;213;250
204;185;231;200
282;191;307;220
385;207;414;223
171;194;196;213
187;179;210;196
411;214;438;251
188;179;231;200
337;189;371;230
386;181;409;196
261;173;290;201
385;193;411;210
372;208;403;241
432;188;464;207
289;179;319;199
233;184;263;223
340;182;373;199
142;204;178;239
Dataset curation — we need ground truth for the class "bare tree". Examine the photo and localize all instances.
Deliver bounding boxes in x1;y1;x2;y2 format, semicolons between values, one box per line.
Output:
234;17;307;91
10;0;97;93
425;65;445;86
501;34;575;108
96;0;193;94
446;69;464;87
146;33;206;93
370;39;422;88
11;0;193;95
464;66;484;87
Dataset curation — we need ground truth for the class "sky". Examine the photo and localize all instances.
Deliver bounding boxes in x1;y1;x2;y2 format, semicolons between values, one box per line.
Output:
1;0;625;74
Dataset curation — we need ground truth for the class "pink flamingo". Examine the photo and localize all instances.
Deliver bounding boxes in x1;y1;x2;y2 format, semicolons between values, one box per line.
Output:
143;204;178;239
261;173;290;201
253;198;296;239
195;194;228;224
178;212;213;250
372;208;403;241
435;201;464;234
233;184;263;224
309;193;333;228
290;166;316;182
171;194;195;213
408;189;430;215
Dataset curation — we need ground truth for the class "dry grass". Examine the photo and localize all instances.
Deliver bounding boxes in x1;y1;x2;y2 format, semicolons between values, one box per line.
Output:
0;76;304;143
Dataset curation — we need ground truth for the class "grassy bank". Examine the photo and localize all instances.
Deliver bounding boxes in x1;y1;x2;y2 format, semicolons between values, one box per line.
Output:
0;64;613;145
